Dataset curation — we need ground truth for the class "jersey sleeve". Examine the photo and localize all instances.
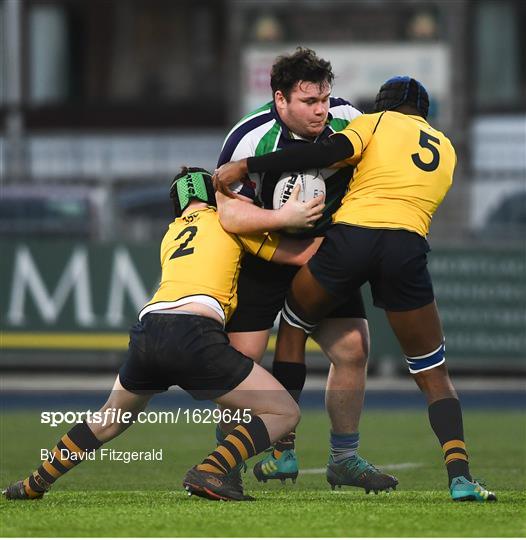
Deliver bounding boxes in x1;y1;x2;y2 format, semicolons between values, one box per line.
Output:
329;97;363;122
336;113;378;164
237;232;280;261
217;124;261;201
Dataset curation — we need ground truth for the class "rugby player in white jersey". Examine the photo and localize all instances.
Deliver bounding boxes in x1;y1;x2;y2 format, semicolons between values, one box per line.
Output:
214;48;397;492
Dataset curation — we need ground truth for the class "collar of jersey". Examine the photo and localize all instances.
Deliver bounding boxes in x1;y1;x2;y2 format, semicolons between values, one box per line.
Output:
407;114;429;125
271;102;334;142
389;111;429;125
181;206;215;219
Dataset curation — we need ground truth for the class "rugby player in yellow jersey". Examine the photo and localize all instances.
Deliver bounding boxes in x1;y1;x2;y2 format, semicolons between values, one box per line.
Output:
215;77;497;502
3;167;323;502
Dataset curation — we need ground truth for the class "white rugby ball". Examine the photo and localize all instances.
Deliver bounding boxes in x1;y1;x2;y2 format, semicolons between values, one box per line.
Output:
272;169;326;209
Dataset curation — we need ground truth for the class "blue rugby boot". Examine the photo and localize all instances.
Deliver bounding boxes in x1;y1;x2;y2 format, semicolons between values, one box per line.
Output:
253;449;299;484
326;455;398;493
450;476;497;502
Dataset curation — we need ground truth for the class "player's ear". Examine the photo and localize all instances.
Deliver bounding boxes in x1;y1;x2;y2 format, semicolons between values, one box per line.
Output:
274;90;287;110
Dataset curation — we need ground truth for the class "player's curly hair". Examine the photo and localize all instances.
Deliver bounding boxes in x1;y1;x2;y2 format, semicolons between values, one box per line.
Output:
270;47;334;101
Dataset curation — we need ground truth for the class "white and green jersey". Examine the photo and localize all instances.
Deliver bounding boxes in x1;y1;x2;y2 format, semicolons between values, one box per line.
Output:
217;98;361;237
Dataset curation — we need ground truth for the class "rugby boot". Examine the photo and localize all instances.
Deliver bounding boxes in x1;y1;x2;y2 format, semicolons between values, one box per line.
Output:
3;480;46;500
226;461;246;491
450;476;497;502
183;467;254;501
326;455;398;493
212;425;248;494
253;449;299;484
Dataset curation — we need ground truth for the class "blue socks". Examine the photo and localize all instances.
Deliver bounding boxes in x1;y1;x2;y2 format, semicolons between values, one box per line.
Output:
330;431;360;463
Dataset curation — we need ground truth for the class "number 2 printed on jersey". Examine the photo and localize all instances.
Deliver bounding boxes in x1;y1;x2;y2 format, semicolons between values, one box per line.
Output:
170;226;197;260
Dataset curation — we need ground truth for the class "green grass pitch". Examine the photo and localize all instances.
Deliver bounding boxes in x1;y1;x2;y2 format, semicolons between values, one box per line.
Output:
1;408;525;537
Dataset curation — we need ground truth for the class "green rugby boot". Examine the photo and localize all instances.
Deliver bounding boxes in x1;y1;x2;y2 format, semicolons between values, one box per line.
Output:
253;449;299;484
326;455;398;493
450;476;497;502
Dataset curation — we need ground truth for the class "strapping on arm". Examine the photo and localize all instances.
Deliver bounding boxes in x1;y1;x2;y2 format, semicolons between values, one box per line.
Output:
247;134;354;174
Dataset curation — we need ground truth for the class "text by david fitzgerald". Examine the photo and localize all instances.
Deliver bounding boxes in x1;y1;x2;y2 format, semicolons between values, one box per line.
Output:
41;448;163;464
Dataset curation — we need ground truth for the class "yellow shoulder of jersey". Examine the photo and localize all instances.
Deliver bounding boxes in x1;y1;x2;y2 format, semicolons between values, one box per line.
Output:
144;208;279;322
334;112;456;237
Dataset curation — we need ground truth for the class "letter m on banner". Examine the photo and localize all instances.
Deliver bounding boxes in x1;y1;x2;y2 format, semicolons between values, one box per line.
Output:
7;245;96;326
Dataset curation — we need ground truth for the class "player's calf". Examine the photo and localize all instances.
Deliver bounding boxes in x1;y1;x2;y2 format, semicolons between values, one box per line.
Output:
187;416;275;501
265;360;306;470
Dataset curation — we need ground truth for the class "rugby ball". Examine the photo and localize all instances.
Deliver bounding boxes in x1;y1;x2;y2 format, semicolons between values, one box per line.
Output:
272;170;326;209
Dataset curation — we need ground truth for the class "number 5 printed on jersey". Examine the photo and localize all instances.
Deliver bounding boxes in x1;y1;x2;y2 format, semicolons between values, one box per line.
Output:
412;130;440;172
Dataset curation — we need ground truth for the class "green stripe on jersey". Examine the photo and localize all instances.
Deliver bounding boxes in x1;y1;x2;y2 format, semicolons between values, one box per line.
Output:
255;122;282;156
239;101;273;123
329;118;350;132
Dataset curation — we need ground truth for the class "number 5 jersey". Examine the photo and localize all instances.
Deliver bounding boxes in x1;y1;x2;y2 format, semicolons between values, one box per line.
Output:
333;111;456;237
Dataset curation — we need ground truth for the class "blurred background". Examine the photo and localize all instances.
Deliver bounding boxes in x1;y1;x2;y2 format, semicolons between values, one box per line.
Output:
1;0;525;378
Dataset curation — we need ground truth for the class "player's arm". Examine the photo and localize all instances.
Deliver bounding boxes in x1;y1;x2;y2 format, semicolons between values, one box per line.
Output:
217;185;324;234
216;192;284;233
239;232;322;267
270;236;323;266
214;134;354;189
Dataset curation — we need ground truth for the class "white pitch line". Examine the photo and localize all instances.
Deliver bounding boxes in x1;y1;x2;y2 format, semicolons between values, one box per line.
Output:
301;462;423;475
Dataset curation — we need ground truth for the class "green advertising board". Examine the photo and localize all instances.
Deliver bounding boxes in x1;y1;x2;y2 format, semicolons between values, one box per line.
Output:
0;241;524;371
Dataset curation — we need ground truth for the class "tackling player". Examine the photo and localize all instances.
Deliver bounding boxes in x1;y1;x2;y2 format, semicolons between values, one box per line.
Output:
2;167;323;502
215;78;497;502
215;47;397;492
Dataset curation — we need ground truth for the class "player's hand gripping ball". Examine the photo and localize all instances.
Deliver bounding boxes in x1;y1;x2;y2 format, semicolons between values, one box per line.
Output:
273;170;326;209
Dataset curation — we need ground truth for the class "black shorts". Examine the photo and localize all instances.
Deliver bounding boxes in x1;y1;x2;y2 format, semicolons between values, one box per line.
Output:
226;254;366;333
308;224;434;311
119;313;254;400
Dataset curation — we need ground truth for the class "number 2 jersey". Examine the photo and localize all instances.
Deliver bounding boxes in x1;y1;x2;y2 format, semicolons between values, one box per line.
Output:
334;111;456;237
138;208;279;324
217;98;361;237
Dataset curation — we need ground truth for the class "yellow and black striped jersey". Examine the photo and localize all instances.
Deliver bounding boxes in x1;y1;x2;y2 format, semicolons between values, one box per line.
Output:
139;207;279;323
333;111;456;237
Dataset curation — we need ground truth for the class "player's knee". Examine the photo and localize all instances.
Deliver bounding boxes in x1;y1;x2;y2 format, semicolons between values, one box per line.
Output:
228;332;268;363
319;327;369;369
281;300;317;335
283;400;301;434
406;341;445;374
328;341;369;369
